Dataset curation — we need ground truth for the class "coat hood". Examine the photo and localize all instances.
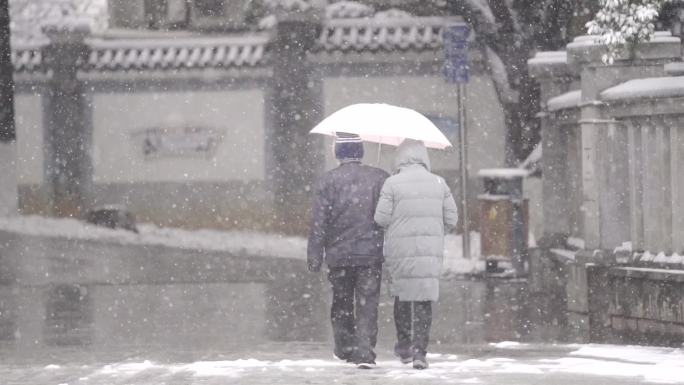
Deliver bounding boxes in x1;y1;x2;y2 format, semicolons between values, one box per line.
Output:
393;139;431;173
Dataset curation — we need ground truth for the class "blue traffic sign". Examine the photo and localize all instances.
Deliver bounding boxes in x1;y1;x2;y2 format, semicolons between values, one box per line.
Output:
443;24;470;84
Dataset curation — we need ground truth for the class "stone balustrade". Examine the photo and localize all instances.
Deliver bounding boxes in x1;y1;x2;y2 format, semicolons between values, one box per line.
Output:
530;32;682;257
601;77;684;257
528;32;684;345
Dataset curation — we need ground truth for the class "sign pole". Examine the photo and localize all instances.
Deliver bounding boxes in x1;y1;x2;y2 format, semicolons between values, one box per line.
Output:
443;22;470;259
458;83;470;259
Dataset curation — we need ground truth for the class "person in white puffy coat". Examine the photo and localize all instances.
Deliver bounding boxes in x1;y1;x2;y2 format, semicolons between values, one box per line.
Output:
374;139;458;369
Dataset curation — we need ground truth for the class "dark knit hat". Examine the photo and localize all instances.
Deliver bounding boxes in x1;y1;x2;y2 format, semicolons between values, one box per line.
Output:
334;132;364;160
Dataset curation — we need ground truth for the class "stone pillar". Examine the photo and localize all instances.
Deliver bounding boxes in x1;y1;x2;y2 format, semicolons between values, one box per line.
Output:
0;142;16;217
0;0;16;216
42;23;93;218
566;33;681;251
528;52;577;248
267;7;324;233
664;1;684;38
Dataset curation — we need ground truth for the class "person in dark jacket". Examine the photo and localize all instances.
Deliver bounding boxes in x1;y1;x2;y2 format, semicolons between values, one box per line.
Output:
307;132;389;369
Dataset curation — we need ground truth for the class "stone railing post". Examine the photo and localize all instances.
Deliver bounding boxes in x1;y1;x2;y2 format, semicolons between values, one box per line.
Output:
42;21;93;218
528;51;577;248
267;6;324;233
664;1;684;38
566;33;681;252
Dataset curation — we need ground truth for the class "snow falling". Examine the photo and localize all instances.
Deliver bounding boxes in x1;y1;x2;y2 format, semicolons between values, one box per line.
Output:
1;1;684;384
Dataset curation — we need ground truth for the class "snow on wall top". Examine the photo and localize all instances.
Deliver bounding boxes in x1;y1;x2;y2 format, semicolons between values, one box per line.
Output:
601;76;684;101
548;90;581;111
527;51;567;66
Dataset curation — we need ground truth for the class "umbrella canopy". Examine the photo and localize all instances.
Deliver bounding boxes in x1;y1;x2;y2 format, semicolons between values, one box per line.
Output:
310;103;453;150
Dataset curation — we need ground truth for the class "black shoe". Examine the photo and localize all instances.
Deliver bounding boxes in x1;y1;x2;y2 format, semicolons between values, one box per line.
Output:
333;348;354;363
333;353;353;363
413;353;428;370
394;343;413;364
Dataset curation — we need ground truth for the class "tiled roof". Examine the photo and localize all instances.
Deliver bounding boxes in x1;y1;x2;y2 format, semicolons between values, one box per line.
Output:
82;35;269;72
315;17;453;52
10;11;461;73
11;44;45;73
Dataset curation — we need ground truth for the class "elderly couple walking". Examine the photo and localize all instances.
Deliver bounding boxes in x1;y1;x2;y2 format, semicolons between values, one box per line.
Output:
307;133;458;370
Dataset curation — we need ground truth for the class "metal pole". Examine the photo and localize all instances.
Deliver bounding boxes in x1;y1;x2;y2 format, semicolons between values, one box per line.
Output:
377;142;382;166
458;83;470;259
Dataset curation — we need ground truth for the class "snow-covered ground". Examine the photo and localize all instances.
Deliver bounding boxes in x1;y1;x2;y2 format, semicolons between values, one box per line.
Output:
0;215;485;275
1;342;682;385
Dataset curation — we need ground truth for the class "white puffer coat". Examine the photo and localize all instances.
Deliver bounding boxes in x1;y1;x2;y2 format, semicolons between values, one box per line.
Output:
374;140;458;301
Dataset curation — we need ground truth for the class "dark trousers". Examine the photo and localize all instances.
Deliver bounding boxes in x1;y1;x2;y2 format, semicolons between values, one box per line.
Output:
394;298;432;356
327;264;382;362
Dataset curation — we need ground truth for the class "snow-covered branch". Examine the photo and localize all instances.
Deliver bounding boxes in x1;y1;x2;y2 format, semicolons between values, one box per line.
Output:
484;46;519;104
463;0;497;29
586;0;672;63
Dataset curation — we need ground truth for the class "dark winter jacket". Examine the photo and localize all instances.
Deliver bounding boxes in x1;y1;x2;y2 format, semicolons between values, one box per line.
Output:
307;160;390;271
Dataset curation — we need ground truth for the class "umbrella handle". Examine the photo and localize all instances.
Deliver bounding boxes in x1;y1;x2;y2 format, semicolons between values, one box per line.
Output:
376;142;382;166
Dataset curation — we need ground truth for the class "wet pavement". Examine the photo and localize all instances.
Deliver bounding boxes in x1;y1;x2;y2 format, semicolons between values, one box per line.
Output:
0;236;680;385
1;278;681;384
1;341;682;384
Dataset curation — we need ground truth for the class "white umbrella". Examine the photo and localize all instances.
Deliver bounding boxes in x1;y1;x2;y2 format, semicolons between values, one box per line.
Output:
310;103;453;150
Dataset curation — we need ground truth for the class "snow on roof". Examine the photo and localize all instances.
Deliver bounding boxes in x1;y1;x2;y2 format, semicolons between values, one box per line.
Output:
9;0;108;43
316;16;456;52
325;1;374;19
601;76;684;101
547;90;581;111
9;0;464;74
264;0;313;12
84;35;270;71
11;34;270;73
374;8;414;20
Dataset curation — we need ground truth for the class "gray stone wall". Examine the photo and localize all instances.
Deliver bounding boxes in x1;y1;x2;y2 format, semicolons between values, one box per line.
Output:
0;142;17;217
